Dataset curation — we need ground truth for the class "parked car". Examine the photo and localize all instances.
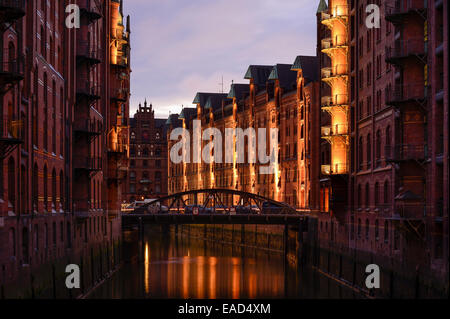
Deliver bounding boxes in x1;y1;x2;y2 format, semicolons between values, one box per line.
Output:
261;201;285;214
184;205;213;215
235;205;259;215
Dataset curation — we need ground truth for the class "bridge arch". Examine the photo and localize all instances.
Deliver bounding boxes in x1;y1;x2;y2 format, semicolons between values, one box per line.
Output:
133;188;296;214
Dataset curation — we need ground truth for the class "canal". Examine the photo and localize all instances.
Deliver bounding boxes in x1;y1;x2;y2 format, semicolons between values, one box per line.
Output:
88;226;363;299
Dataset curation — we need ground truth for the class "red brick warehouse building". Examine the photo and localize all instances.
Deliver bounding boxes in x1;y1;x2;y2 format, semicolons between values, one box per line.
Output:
0;0;131;297
122;101;168;203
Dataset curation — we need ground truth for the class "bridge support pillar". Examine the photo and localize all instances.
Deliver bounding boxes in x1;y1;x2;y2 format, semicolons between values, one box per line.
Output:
241;225;245;245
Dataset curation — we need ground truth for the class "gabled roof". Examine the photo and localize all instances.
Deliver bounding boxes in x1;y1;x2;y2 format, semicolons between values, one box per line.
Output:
179;107;197;121
268;64;297;90
291;55;319;84
204;93;228;111
244;65;274;87
227;83;249;100
193;92;224;109
165;113;181;127
317;0;328;13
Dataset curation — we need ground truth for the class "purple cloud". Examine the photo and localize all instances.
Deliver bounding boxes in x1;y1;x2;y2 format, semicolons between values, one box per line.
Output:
126;0;318;118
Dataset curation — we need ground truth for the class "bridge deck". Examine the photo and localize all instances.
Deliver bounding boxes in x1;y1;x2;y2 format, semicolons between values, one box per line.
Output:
122;213;307;226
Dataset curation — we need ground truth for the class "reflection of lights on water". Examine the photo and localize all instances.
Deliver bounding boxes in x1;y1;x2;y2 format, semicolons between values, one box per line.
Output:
208;257;217;299
231;257;240;299
182;256;190;299
197;256;205;299
144;243;149;294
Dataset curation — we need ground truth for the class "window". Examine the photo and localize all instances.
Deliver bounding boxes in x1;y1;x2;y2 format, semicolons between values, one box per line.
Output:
142;148;149;157
367;134;371;168
375;182;380;205
365;219;370;240
375;220;379;241
384;220;389;243
358;136;364;170
357;218;361;238
376;130;381;166
43;165;48;211
384;180;390;204
365;183;370;207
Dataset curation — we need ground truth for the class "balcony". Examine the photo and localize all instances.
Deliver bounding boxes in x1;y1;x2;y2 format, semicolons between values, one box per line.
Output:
385;144;426;162
74;119;102;136
76;42;102;65
321;163;348;176
321;94;349;110
0;0;25;24
79;0;102;22
385;0;427;23
76;82;101;102
321;64;348;84
73;157;102;172
111;87;128;102
321;5;349;28
321;124;349;137
385;38;426;65
0;119;23;158
0;52;24;88
385;83;427;107
108;140;128;155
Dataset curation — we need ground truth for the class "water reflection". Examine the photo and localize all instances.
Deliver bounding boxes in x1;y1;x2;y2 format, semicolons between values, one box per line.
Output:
89;228;361;299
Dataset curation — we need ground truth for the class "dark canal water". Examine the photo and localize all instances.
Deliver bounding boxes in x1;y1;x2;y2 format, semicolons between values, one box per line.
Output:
89;227;362;299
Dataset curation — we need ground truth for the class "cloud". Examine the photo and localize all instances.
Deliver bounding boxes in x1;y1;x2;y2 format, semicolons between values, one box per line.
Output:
126;0;318;118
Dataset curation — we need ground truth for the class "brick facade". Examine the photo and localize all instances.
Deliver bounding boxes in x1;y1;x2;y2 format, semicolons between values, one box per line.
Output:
0;0;131;290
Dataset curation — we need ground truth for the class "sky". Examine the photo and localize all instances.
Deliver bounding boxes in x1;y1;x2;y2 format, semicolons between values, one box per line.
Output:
125;0;319;118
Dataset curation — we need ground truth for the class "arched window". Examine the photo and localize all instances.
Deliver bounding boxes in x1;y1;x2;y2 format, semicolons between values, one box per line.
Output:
375;219;379;240
358;136;363;170
40;25;45;55
8;157;15;212
60;171;64;211
350;216;355;240
358;184;362;207
52;80;56;152
33;163;38;212
43;73;48;150
9;228;16;257
365;183;370;207
143;148;149;157
384;220;389;243
155;148;161;157
20;165;27;213
367;134;371;168
52;169;56;209
22;227;29;264
357;218;361;238
374;182;380;205
33;68;39;147
376;130;381;166
365;219;370;240
43;165;48;212
384;180;390;204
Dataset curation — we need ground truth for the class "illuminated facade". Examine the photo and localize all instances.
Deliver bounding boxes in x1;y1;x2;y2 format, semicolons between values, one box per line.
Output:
317;0;448;275
168;57;321;210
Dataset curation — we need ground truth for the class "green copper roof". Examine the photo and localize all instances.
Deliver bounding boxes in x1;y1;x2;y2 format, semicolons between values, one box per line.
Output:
193;93;201;104
244;66;253;79
268;66;279;80
291;56;303;71
317;0;328;13
204;97;213;109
